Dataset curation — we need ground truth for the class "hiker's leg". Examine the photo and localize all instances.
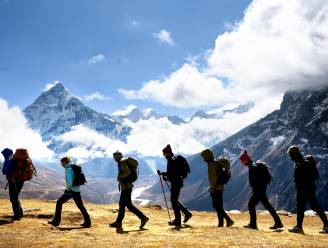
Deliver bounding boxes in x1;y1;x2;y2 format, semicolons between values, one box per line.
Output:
308;191;328;226
15;181;24;217
72;192;90;223
296;191;307;228
248;192;260;226
53;191;72;224
116;190;126;223
178;201;191;215
211;190;224;226
260;194;282;225
8;180;20;218
170;183;182;225
125;188;146;219
218;190;232;223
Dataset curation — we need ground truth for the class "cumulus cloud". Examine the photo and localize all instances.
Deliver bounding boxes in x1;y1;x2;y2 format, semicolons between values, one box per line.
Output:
55;97;278;159
0;99;54;161
120;0;328;109
131;20;140;27
84;92;111;102
87;54;106;65
153;29;175;46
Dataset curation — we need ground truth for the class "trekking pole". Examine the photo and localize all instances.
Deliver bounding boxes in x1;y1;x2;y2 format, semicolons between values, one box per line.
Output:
158;172;171;222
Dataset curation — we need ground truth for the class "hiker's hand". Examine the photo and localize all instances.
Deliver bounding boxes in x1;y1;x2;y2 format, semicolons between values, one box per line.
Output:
157;170;161;175
64;189;72;194
163;175;168;181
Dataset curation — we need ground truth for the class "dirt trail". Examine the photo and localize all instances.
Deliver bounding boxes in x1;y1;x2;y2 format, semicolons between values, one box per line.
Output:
0;199;327;247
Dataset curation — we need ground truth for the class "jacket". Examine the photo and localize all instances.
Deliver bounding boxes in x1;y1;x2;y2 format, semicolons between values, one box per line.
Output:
248;161;267;192
207;161;224;193
162;155;184;186
65;162;80;192
294;158;316;192
117;158;133;191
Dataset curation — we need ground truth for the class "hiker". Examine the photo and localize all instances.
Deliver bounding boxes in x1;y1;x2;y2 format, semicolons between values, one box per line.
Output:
1;148;24;221
201;149;234;227
157;144;192;229
239;150;283;230
109;151;149;230
287;146;328;234
48;156;91;228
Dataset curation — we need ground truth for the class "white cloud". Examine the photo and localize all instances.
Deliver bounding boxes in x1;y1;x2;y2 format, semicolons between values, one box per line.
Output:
84;92;111;102
87;54;106;65
153;29;175;46
0;98;54;161
120;0;328;110
43;80;61;92
111;105;137;116
131;20;140;27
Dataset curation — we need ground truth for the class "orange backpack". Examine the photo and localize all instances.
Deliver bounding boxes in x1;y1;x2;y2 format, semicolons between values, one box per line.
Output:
12;148;36;182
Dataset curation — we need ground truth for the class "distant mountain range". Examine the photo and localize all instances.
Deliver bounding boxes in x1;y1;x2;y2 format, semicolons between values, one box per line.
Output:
144;86;328;212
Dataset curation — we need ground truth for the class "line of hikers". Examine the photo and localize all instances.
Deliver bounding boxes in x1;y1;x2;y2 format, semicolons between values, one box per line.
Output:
1;144;328;234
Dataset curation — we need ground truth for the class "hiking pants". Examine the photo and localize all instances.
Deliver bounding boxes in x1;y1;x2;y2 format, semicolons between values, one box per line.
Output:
248;190;281;226
8;180;24;218
170;183;190;225
116;187;146;223
296;190;328;228
210;190;232;226
53;190;90;224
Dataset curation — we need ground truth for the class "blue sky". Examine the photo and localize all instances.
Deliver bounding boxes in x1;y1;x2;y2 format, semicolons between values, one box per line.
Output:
0;0;251;117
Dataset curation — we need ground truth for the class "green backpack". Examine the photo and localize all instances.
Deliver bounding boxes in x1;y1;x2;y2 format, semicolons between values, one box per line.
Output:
125;157;139;183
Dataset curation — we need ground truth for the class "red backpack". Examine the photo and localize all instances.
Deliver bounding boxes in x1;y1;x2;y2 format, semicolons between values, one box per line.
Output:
12;148;36;182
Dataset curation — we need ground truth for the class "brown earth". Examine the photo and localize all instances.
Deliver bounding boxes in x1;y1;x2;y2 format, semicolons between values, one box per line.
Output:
0;199;327;248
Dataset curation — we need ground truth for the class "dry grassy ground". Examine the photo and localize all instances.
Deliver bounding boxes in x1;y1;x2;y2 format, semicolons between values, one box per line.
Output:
0;199;327;248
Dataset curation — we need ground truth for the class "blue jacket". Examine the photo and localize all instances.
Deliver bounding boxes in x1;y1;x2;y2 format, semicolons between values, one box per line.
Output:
65;162;80;192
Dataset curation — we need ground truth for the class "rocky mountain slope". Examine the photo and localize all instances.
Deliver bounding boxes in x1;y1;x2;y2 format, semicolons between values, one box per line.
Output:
144;86;328;212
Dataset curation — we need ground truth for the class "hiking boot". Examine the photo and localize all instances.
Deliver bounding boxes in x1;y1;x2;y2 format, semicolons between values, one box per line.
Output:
109;221;122;228
319;226;328;234
226;220;235;227
168;220;177;226
183;212;192;223
48;220;59;227
243;223;258;230
12;216;21;221
288;226;304;234
81;221;91;228
270;222;284;229
140;216;149;229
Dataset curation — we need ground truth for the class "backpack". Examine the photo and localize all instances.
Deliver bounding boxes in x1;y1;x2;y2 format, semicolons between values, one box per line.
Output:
216;156;231;185
125;157;139;183
71;164;87;186
1;148;15;176
12;148;36;182
304;155;319;181
174;155;190;179
255;160;272;185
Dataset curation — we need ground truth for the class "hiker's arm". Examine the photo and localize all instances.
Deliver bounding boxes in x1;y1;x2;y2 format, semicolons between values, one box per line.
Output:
65;168;74;189
208;165;218;193
118;163;130;181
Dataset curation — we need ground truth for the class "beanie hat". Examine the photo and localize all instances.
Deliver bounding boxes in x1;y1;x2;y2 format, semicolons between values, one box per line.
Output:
287;145;300;156
113;150;123;157
162;144;173;154
239;150;251;163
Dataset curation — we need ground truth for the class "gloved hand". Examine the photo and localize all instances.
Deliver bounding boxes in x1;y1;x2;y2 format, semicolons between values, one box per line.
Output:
163;175;168;182
157;169;161;176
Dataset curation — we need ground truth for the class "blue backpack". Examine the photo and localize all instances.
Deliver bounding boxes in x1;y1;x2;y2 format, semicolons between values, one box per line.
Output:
1;148;16;176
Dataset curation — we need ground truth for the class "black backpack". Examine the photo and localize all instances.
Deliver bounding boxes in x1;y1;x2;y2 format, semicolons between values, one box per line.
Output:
175;155;190;179
71;164;87;186
125;157;139;183
216;156;231;185
255;161;272;185
304;155;319;181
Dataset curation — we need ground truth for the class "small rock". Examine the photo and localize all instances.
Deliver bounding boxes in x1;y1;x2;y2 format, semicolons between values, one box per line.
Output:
304;210;317;217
